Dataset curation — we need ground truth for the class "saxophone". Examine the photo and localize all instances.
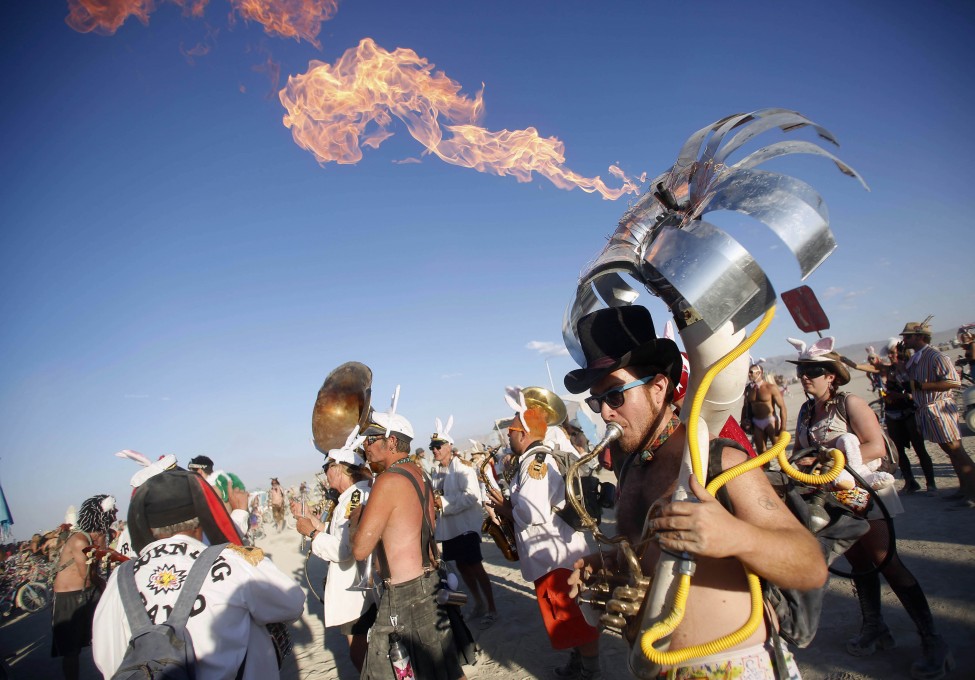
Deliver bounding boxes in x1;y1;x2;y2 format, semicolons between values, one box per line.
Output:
478;447;519;562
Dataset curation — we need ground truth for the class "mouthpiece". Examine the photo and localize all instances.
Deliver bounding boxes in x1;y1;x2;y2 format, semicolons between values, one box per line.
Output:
603;422;624;443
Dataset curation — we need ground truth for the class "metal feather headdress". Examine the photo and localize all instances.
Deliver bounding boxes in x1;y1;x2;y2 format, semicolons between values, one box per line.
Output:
563;108;868;364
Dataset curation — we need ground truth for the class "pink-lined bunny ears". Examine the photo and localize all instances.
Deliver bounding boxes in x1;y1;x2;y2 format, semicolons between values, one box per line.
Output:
114;449;178;488
504;385;530;433
786;336;850;385
787;336;835;360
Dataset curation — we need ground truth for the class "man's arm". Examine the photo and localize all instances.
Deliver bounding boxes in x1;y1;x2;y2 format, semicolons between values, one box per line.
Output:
845;394;886;465
914;356;961;391
740;387;752;432
652;447;826;591
351;474;397;561
771;385;787;434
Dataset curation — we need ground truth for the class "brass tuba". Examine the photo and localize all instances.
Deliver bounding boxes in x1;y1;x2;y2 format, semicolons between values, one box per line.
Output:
312;362;373;454
477;447;519;562
522;386;568;427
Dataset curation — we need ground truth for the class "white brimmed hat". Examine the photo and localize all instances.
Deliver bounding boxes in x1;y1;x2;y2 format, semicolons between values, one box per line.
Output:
431;416;455;445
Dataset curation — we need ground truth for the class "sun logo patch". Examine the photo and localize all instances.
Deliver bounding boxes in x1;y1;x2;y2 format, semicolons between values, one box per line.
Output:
146;564;188;595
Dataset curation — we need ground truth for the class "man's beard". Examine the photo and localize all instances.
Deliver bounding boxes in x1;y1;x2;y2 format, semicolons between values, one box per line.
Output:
619;400;668;455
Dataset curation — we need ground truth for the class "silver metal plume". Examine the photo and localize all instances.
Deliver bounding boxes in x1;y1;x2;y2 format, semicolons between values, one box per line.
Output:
563;108;869;366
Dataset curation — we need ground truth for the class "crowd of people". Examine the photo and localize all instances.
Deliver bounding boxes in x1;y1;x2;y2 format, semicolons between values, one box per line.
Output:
12;310;970;680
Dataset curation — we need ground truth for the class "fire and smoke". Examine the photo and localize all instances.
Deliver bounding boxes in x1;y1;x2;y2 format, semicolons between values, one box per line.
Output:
65;0;334;45
230;0;336;48
66;0;162;34
279;38;644;200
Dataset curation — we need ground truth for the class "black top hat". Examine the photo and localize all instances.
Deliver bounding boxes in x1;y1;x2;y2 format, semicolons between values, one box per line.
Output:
564;306;682;394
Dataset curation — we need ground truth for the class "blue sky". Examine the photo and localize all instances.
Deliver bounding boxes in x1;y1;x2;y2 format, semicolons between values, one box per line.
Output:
2;1;973;539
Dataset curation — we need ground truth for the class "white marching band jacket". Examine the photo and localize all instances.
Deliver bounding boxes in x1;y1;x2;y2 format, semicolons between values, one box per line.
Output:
309;479;372;627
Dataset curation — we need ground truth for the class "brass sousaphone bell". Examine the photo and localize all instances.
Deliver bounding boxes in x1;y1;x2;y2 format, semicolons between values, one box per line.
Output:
522;386;567;427
312;361;373;454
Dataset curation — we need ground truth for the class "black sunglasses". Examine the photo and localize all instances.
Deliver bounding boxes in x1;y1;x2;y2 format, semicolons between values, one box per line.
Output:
585;375;654;412
430;442;444;450
796;364;830;379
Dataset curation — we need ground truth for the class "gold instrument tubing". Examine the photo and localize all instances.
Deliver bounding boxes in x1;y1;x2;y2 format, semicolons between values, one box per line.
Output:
639;304;845;666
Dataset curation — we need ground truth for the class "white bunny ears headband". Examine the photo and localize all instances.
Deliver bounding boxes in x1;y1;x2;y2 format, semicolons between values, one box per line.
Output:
504;386;530;433
328;425;366;467
432;415;455;445
364;385;415;440
114;449;178;488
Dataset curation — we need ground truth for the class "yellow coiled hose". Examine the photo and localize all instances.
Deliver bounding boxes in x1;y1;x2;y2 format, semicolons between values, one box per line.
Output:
639;305;845;665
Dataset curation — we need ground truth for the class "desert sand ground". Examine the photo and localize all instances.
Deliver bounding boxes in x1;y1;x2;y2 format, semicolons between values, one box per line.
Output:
2;371;973;679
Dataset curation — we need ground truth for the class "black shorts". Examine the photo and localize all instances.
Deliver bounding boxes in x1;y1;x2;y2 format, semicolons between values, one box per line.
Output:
51;588;99;657
339;602;378;636
441;531;483;565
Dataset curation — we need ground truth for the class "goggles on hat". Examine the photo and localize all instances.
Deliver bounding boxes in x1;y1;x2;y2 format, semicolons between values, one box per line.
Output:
585;375;654;412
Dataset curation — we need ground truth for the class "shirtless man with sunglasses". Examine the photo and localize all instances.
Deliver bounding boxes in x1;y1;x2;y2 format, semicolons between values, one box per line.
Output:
740;364;788;454
565;306;825;679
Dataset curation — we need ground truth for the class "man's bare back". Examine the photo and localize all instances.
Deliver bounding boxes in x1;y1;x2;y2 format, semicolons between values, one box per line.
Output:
53;532;103;593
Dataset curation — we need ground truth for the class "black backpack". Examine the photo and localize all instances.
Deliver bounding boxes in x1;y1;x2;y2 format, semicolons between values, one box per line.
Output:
112;543;228;680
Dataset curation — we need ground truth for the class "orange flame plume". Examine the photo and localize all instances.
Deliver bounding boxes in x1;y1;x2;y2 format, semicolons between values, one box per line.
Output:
65;0;160;34
279;38;644;200
66;0;333;45
229;0;336;47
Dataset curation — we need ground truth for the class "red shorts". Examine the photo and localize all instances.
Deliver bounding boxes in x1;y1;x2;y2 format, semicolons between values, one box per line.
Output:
533;568;600;650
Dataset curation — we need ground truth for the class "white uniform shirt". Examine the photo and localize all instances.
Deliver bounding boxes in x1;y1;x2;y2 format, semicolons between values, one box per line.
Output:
93;535;304;680
309;480;371;627
434;456;484;542
114;526;135;559
509;444;590;583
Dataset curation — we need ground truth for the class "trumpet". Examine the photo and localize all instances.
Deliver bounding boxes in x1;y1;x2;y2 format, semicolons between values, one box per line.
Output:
478;447;519;562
